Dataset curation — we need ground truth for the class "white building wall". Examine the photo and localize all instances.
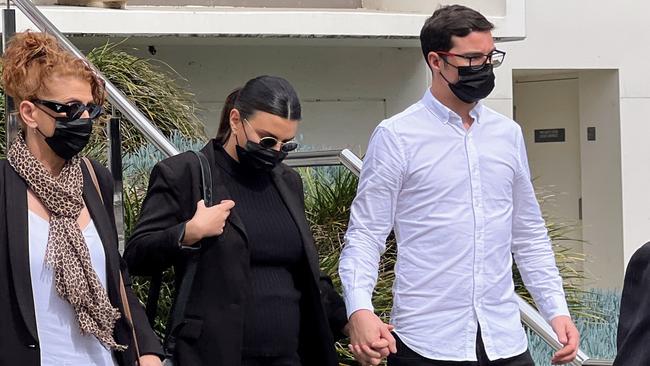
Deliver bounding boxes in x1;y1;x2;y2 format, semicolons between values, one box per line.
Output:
577;70;624;289
90;42;428;154
492;0;650;288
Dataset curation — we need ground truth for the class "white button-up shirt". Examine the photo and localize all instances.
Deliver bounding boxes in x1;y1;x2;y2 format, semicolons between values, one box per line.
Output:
339;90;570;361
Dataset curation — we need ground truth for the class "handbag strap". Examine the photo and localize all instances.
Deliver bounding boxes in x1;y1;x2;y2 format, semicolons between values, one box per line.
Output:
82;157;142;360
163;150;212;358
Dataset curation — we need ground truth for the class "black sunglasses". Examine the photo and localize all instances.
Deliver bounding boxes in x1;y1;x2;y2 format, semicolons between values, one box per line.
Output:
259;137;299;152
243;119;299;152
33;99;103;121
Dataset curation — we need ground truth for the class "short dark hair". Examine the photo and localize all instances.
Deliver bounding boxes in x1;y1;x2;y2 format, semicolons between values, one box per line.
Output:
216;75;301;143
420;5;494;63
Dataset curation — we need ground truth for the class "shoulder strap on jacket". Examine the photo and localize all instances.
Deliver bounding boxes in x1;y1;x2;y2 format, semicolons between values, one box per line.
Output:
163;150;211;360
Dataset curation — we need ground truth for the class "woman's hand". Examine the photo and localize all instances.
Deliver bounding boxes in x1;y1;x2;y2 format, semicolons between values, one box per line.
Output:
182;199;235;246
138;354;162;366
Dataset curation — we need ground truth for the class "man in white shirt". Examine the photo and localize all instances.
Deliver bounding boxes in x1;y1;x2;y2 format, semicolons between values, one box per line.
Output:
339;4;580;366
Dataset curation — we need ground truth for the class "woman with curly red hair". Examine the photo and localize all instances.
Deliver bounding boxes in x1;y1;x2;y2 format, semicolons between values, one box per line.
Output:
0;32;162;366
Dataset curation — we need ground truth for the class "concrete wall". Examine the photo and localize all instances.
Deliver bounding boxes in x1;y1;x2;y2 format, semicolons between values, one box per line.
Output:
81;42;427;155
362;0;506;16
577;70;624;289
127;0;362;8
513;74;582;236
511;70;624;289
493;0;650;288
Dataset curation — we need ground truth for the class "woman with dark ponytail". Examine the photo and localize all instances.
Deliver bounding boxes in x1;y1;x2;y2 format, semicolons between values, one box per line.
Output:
124;76;349;366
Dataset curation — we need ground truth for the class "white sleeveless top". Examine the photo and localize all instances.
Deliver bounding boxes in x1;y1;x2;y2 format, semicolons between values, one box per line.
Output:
28;211;118;366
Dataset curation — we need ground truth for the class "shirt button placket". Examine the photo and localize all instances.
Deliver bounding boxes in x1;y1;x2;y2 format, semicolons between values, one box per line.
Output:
467;134;485;311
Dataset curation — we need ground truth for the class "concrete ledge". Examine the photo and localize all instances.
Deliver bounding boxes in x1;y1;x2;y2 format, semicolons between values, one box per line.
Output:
2;5;525;43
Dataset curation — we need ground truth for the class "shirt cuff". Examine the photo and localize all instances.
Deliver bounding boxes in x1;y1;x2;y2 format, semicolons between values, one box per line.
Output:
537;295;571;322
177;221;201;251
344;289;375;319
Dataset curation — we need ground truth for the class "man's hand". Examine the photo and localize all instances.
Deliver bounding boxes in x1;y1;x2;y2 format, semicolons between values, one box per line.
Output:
347;309;396;365
550;315;579;365
138;354;162;366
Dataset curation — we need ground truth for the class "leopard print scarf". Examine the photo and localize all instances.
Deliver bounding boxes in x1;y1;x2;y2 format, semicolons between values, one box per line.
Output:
8;134;126;351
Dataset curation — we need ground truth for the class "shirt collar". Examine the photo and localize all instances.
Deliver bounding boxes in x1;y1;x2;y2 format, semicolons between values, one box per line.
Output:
422;88;484;125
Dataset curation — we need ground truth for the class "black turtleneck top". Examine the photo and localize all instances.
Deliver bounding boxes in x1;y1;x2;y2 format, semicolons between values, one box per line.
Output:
213;144;304;358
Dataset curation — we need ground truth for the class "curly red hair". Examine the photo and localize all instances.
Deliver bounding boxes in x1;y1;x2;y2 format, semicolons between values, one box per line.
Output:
1;31;104;104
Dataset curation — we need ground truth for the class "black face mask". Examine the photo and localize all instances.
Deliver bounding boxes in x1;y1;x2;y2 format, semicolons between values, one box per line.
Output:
236;140;288;172
39;117;94;160
443;63;495;104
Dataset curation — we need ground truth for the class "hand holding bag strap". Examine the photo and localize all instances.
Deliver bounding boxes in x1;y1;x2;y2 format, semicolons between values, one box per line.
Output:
82;157;142;361
163;151;213;362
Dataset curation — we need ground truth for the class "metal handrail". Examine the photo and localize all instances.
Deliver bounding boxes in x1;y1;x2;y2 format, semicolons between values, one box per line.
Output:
10;0;180;158
287;148;597;366
583;360;614;366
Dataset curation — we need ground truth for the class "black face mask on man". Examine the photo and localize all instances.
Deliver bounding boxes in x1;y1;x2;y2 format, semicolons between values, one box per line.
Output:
441;63;495;104
38;117;94;161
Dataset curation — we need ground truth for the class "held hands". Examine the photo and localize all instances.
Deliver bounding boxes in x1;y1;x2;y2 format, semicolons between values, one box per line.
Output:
138;354;163;366
182;199;235;246
348;309;397;366
550;315;580;365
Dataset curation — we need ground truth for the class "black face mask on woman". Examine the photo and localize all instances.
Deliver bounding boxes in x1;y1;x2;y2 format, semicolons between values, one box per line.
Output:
236;141;287;172
33;99;101;160
442;63;495;104
38;117;94;161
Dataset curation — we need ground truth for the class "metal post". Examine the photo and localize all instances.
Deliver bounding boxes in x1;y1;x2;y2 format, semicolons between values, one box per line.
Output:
3;7;17;151
108;115;126;253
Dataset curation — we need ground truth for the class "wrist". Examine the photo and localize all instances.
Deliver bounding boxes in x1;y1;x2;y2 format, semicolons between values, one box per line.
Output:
182;219;201;246
349;308;374;321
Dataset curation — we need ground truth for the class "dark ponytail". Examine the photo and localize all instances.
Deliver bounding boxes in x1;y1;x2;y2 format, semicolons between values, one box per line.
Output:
215;75;301;144
216;87;241;144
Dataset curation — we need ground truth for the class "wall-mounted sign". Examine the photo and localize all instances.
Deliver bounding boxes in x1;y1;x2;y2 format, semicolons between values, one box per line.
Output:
534;128;565;143
587;127;596;141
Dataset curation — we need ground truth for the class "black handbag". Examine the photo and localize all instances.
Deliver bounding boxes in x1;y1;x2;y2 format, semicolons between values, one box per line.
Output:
156;151;213;366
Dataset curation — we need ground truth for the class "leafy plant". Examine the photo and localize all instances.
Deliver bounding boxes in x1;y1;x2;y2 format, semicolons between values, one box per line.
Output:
85;41;205;158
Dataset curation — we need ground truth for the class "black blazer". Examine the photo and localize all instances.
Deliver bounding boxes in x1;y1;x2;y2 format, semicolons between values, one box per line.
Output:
124;140;347;366
614;241;650;366
0;159;162;366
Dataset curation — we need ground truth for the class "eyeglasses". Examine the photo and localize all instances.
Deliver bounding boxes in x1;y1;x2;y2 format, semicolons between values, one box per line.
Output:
436;49;506;70
32;99;103;121
243;119;299;153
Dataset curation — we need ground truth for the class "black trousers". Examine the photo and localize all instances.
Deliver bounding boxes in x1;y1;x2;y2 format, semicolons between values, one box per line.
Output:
387;329;535;366
241;353;301;366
